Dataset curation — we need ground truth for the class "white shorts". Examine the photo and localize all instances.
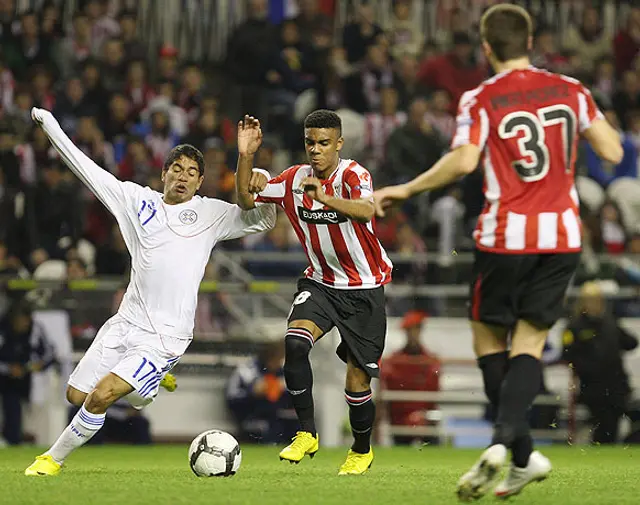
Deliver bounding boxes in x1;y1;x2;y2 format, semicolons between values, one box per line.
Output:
68;314;190;406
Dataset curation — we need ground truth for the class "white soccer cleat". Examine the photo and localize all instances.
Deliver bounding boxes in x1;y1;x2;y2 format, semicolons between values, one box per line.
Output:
494;450;551;499
456;444;507;502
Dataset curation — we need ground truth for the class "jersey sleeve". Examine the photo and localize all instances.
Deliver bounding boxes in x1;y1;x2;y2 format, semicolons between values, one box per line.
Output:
451;88;489;151
213;200;277;242
577;85;605;133
255;166;294;206
39;110;139;217
343;164;374;200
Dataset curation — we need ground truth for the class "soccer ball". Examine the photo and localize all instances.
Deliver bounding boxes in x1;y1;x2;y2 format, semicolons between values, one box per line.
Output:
188;430;242;477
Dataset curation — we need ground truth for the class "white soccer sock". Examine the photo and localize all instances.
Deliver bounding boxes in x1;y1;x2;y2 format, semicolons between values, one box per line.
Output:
46;405;106;464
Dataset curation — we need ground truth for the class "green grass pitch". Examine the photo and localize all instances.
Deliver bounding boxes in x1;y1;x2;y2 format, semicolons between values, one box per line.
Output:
2;445;638;505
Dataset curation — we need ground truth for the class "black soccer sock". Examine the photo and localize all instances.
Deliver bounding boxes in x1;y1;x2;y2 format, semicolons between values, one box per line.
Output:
477;351;510;411
492;354;542;467
283;329;316;436
345;389;375;454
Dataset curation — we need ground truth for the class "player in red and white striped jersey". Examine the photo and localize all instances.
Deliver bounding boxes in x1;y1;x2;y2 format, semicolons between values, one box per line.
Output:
373;4;623;501
236;110;391;475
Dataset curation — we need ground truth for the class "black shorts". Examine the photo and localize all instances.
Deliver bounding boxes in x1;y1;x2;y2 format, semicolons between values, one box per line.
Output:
288;278;386;378
469;250;580;329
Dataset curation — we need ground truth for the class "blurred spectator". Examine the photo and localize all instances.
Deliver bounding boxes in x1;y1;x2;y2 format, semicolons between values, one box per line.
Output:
95;223;128;276
154;44;179;84
424;89;455;142
394;53;421;111
599;201;627;255
387;221;427;283
26;160;81;268
563;281;639;444
532;25;570;73
0;297;54;445
379;310;440;446
143;110;180;168
199;140;235;200
342;2;383;64
66;256;88;280
40;1;64;41
177;63;204;127
10;10;54;80
562;5;612;74
226;341;297;444
141;81;188;138
84;0;120;54
382;97;447;186
385;0;422;60
433;7;471;50
30;66;55;110
100;37;126;93
81;58;109;127
118;137;152;183
118;9;145;62
612;70;640;130
225;0;277;117
56;11;94;80
592;57;616;102
344;42;397;114
0;52;15;111
291;0;331;46
363;86;406;173
125;59;154;120
613;6;640;75
53;76;89;136
417;32;486;114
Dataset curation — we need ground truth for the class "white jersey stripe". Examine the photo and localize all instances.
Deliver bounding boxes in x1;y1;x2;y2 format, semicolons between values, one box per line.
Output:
339;221;375;285
315;220;350;286
562;209;581;249
538;213;559;250
505;212;526;250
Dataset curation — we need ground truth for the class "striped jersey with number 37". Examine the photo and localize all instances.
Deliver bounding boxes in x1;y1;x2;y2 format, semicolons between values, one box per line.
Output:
255;159;393;289
452;66;604;253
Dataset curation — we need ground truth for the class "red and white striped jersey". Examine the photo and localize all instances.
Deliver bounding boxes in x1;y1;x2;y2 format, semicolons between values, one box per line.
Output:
255;159;393;289
452;66;604;254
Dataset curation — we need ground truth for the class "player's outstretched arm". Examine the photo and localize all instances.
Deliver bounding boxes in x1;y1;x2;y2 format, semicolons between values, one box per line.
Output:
31;107;127;214
236;115;264;210
582;119;624;165
373;144;480;217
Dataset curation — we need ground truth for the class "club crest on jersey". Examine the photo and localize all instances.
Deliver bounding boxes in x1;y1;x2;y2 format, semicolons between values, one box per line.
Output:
179;209;198;225
297;206;347;225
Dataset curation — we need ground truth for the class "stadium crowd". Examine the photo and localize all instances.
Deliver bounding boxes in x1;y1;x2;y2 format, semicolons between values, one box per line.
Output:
0;0;637;292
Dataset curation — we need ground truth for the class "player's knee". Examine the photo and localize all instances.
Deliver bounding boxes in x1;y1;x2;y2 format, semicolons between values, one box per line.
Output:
284;335;312;363
66;386;87;407
85;379;128;414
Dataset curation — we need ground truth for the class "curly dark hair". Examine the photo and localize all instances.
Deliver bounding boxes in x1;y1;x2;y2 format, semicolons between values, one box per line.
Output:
303;109;342;135
163;144;205;176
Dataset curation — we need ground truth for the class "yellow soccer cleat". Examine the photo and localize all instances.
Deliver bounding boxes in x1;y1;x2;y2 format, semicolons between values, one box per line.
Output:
338;448;374;476
279;431;319;463
24;454;62;476
160;372;177;392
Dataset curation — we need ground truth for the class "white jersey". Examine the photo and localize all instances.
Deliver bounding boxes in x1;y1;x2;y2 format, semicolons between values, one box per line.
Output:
40;112;276;339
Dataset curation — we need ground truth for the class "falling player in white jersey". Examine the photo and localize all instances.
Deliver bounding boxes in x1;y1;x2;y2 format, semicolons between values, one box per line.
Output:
236;110;392;475
25;108;276;476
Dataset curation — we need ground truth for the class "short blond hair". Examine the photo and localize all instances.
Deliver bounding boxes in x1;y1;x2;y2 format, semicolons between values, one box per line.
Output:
480;4;532;62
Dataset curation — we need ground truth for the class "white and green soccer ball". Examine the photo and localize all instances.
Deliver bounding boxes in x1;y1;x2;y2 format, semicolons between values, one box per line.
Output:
188;430;242;477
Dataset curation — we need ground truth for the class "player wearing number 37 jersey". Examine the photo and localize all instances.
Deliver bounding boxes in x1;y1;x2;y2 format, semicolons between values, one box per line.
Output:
374;4;623;502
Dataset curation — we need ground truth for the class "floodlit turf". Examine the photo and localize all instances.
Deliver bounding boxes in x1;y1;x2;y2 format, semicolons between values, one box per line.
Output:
1;445;638;505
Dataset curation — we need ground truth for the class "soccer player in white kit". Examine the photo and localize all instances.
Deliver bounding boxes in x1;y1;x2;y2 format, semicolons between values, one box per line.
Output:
25;108;276;476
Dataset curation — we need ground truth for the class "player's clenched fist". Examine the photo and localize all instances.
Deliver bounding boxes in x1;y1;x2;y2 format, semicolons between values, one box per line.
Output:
237;114;263;156
301;176;327;204
31;107;50;125
248;171;268;194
